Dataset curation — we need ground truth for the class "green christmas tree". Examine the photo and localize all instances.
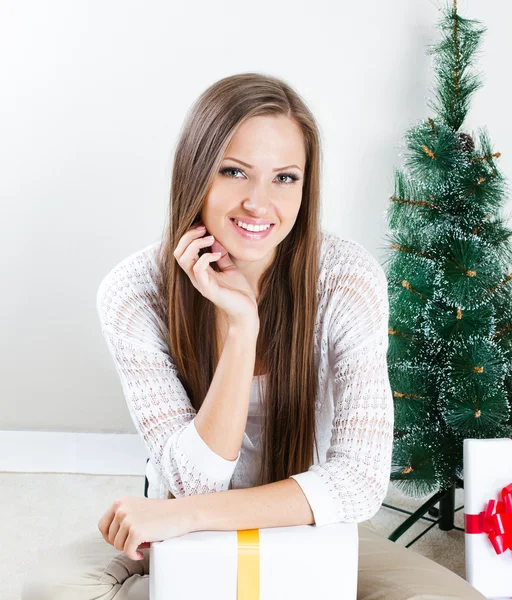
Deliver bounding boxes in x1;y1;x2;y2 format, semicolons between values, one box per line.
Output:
383;0;512;499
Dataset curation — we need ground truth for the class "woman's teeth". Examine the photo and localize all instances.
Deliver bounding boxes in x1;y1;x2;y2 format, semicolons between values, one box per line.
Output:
232;219;272;232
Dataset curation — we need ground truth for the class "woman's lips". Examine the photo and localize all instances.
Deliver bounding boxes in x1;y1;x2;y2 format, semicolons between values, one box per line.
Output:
229;218;274;240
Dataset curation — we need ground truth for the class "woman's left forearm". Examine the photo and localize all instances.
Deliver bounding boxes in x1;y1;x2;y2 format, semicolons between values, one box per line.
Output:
183;478;314;533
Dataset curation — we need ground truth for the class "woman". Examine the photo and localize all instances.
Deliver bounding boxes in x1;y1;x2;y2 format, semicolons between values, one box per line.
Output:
22;72;485;600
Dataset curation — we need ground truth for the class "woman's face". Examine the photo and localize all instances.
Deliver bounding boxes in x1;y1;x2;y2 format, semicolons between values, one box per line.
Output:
200;115;306;271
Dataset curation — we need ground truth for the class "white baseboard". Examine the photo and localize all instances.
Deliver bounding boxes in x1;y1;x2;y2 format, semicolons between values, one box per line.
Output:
0;430;148;476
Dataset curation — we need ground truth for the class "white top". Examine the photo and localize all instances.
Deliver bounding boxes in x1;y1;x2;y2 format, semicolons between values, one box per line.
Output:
96;230;394;527
245;378;266;449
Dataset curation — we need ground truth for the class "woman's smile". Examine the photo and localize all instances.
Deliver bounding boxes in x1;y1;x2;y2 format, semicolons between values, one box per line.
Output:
228;216;275;240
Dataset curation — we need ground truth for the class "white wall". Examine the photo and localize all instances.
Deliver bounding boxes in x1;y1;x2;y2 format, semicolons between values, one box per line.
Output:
2;0;511;433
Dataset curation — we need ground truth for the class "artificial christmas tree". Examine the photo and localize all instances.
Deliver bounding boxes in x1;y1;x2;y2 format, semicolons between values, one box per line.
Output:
382;0;512;545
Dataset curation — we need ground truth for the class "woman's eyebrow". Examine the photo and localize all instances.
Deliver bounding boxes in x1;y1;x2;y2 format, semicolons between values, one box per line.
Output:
224;156;303;172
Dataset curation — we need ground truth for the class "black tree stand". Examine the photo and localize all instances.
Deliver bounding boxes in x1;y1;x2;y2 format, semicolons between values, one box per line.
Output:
383;477;465;547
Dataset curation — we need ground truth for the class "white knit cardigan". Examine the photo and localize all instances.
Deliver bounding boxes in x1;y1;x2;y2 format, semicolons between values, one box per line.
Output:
96;230;394;527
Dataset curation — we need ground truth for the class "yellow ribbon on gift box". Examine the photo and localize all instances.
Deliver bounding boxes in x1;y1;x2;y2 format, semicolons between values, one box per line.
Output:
169;491;260;598
237;529;260;600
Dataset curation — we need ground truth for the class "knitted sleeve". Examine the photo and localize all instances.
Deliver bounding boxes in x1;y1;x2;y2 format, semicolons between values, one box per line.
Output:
289;242;394;525
96;246;241;499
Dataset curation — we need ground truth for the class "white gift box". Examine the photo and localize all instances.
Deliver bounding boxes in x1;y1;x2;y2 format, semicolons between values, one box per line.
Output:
464;438;512;600
149;522;358;600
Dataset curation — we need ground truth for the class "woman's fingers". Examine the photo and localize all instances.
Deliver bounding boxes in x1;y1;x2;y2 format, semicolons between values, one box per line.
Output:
193;251;222;289
98;505;116;543
108;518;121;546
173;225;207;263
114;522;130;553
181;235;215;270
125;529;145;561
173;223;218;289
180;236;216;289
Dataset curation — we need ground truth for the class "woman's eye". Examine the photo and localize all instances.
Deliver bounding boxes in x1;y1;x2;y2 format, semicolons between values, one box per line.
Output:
219;167;300;185
220;167;244;179
276;173;300;184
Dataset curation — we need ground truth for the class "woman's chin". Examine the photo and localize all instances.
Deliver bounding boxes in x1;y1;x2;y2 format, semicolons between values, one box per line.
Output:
228;247;273;264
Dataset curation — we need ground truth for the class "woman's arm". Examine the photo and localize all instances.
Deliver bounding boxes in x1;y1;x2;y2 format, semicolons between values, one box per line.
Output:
194;318;260;461
288;242;394;526
96;247;255;499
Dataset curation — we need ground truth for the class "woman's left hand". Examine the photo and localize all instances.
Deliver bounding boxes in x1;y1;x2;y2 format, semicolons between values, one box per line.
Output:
98;496;194;560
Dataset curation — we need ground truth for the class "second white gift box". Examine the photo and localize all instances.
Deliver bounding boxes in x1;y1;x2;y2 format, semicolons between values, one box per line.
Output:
149;521;358;600
464;437;512;600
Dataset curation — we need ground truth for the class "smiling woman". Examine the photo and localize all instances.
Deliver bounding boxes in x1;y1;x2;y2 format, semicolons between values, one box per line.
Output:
21;71;487;600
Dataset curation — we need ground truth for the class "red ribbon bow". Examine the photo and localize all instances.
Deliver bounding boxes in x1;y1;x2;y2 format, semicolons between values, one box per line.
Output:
465;483;512;555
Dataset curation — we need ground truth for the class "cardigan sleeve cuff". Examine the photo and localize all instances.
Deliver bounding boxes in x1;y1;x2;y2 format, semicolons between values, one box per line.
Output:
289;470;340;527
178;417;241;482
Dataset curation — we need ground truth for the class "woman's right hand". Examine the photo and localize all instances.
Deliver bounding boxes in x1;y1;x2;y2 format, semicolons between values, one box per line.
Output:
173;221;260;329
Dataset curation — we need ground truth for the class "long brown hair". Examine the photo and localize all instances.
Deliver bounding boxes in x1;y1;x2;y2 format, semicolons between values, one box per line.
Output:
156;72;322;487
